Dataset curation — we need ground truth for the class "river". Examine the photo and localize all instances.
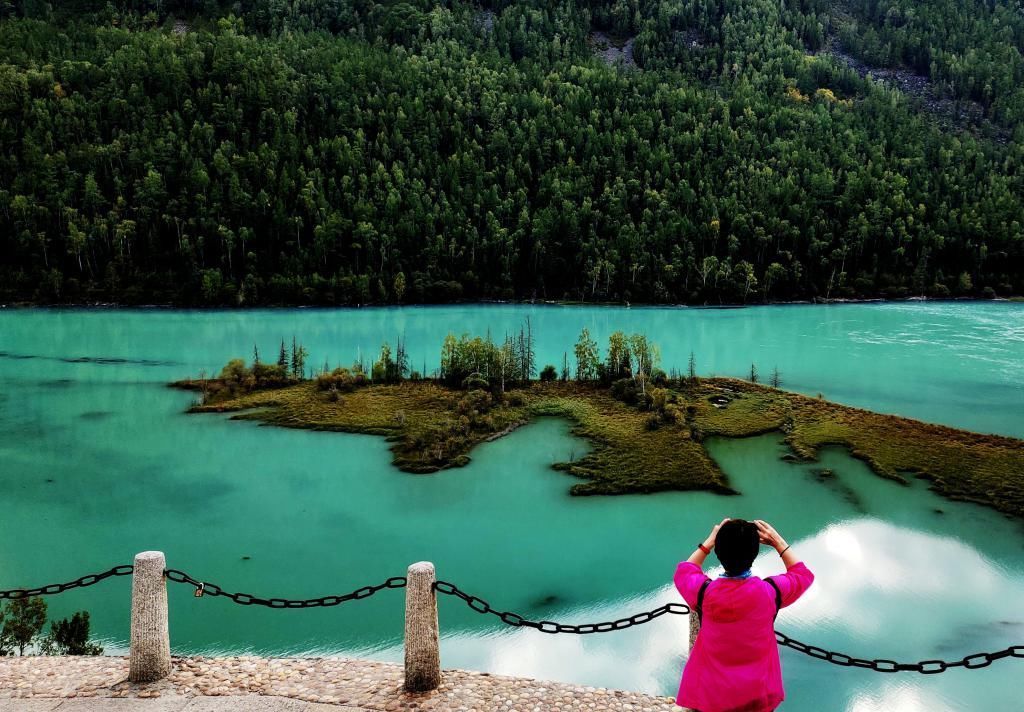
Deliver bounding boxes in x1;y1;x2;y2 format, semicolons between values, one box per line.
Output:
1;302;1022;711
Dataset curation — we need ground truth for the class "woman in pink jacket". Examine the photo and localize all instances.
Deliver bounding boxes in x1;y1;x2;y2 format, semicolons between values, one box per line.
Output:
674;518;814;712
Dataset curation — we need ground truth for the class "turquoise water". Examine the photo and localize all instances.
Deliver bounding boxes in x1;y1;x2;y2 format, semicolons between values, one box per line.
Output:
1;303;1023;711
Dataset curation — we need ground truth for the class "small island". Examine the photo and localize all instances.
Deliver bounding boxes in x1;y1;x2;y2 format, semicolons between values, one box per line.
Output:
173;326;1024;519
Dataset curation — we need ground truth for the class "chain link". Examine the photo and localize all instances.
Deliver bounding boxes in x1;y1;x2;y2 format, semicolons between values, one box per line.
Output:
163;569;406;608
0;565;134;600
5;566;1023;675
775;631;1024;673
436;580;1023;674
434;579;691;634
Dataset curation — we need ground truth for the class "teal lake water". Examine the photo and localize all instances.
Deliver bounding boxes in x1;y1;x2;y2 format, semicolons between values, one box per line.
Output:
1;302;1023;711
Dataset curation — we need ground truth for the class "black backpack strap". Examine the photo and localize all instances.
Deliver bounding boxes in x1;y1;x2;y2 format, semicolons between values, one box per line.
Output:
695;578;712;623
765;577;783;620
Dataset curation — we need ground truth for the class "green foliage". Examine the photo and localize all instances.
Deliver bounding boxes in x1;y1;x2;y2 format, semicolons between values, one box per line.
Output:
373;338;409;383
181;350;1024;514
290;337;308;380
219;358;249;384
0;596;46;656
574;327;600;381
41;611;103;656
197;338;299;402
315;366;368;393
539;364;558;381
605;331;632;381
840;0;1024;125
0;597;101;656
0;0;1020;305
440;321;535;390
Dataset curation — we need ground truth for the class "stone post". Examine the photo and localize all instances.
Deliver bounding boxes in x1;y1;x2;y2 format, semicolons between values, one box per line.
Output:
129;551;171;683
404;561;441;692
689;609;700;653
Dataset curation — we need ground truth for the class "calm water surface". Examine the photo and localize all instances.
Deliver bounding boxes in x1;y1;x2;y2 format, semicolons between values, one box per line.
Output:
1;303;1023;711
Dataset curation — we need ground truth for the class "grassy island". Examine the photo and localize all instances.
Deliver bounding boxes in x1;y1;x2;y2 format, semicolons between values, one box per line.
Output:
173;328;1024;519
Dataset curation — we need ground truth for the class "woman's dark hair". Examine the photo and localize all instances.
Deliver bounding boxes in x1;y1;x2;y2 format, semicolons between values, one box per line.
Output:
715;519;760;575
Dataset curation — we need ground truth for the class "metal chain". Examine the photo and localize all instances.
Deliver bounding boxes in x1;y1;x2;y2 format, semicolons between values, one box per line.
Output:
163;569;406;608
5;567;1022;674
774;631;1024;673
0;565;134;600
434;579;691;634
436;580;1024;673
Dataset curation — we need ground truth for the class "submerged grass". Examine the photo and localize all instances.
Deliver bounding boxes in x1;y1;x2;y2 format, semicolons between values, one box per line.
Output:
690;380;1024;518
175;377;1024;518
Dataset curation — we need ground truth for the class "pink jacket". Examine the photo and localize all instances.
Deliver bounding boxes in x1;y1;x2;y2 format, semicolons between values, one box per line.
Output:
673;561;814;712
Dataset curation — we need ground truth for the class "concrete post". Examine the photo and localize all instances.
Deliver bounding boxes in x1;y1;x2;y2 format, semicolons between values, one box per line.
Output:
689;609;700;653
129;551;171;683
404;561;441;692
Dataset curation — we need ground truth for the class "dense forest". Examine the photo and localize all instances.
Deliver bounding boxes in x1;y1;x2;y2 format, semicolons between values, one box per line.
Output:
0;0;1021;305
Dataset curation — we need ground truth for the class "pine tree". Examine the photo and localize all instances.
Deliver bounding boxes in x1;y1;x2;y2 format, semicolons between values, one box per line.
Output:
278;340;288;370
395;336;409;382
688;351;697;381
525;316;536;380
513;328;525;384
253;344;260;365
770;366;782;388
749;363;759;384
290;337;307;379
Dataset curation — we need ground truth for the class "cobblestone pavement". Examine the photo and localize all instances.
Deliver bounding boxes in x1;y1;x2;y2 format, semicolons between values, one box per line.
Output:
0;657;681;711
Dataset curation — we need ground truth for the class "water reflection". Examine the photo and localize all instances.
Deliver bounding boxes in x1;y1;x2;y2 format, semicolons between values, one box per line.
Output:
397;517;1024;711
3;304;1024;711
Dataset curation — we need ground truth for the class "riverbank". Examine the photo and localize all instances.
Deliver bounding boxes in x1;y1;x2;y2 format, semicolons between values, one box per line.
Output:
172;377;1024;518
4;295;1021;310
0;656;678;711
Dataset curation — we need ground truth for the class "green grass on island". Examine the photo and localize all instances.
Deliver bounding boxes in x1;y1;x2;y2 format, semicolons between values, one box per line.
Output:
173;346;1024;519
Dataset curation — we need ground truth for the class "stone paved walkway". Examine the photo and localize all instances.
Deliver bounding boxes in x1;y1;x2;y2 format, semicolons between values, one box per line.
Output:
0;657;681;711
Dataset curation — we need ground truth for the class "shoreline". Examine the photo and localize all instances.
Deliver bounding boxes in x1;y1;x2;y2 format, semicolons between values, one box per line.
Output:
3;296;1022;311
174;377;1024;519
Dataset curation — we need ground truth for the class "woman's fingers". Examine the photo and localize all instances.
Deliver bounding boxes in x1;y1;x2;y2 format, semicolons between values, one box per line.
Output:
755;520;779;545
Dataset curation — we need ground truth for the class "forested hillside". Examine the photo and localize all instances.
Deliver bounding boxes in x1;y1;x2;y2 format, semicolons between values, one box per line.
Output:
0;0;1021;305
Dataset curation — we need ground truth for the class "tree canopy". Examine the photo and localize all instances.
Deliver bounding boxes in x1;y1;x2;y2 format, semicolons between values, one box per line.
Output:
0;0;1020;305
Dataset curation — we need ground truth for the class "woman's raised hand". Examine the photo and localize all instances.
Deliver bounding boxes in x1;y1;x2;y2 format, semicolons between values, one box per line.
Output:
704;517;730;548
754;520;788;552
